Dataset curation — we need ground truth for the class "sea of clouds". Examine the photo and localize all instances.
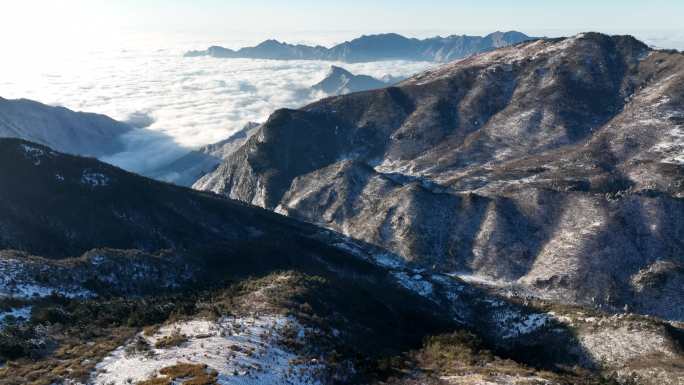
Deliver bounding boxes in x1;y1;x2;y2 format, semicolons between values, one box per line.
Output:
0;43;433;177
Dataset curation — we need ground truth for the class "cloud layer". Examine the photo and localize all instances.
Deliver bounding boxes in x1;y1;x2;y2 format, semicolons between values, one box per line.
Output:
0;47;433;176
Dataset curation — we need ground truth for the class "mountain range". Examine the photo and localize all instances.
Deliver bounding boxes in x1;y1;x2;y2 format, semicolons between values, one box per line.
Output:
0;66;402;189
185;31;535;62
1;32;684;385
195;32;684;322
0;96;260;187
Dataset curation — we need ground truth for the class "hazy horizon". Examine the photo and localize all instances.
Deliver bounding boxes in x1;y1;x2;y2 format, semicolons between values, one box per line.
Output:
1;1;684;55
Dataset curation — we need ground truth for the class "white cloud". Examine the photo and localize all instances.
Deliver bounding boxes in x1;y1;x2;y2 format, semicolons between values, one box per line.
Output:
0;46;434;176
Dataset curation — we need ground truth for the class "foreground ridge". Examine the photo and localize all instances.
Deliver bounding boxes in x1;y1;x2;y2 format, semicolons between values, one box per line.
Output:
1;138;682;384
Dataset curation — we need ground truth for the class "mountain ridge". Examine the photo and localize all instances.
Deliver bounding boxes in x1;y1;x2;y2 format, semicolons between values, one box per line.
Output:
194;32;684;321
0;97;131;158
5;137;669;385
185;31;536;62
3;30;684;382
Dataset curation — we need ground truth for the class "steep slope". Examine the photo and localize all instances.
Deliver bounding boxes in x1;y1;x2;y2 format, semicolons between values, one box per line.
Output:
185;31;535;63
0;137;365;262
0;138;454;373
195;33;684;320
1;139;682;385
312;66;388;96
0;97;130;157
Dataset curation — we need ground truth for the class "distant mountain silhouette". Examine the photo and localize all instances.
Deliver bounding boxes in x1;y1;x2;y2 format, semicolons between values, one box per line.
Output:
185;31;535;63
311;66;390;95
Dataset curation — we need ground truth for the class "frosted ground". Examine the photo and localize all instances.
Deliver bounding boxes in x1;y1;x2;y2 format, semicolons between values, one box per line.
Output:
0;38;433;176
93;315;323;385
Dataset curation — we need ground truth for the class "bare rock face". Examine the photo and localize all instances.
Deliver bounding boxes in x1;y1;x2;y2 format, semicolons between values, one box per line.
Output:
195;33;684;320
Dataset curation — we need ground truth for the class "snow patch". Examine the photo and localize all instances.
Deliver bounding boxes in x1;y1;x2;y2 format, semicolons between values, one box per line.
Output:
500;312;551;339
449;272;509;288
331;240;405;269
0;258;94;299
392;271;433;297
0;306;32;325
81;170;111;187
92;315;323;385
486;297;552;339
652;126;684;165
20;144;47;165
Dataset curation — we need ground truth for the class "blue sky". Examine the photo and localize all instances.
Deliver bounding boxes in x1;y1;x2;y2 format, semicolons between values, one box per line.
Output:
2;0;683;51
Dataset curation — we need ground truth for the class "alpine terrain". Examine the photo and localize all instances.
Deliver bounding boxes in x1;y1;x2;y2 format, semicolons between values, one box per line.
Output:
1;32;683;385
195;32;684;324
2;138;683;385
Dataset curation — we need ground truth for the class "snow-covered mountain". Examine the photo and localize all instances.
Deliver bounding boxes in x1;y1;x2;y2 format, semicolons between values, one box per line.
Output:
195;33;684;322
3;31;684;385
2;138;682;385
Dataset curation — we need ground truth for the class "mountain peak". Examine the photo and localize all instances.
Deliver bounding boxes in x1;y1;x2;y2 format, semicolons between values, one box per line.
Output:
257;38;283;46
328;65;352;75
355;32;409;40
311;65;387;96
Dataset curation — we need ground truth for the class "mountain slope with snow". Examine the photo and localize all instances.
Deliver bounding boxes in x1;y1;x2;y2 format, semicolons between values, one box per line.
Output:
2;138;683;385
195;33;684;321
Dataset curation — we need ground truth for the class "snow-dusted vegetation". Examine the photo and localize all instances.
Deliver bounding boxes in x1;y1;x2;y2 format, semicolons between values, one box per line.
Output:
93;315;322;385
